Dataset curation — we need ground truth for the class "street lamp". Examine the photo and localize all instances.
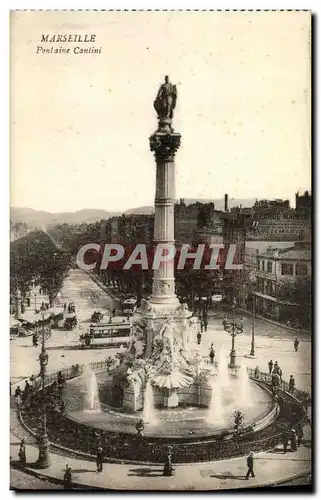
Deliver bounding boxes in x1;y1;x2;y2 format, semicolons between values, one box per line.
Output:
249;293;256;357
244;292;257;359
222;298;244;368
35;309;51;468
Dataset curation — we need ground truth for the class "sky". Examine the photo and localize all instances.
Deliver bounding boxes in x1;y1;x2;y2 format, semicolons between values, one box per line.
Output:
10;10;311;213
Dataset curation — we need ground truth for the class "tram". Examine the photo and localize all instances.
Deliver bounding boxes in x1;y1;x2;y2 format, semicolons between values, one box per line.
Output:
79;320;131;348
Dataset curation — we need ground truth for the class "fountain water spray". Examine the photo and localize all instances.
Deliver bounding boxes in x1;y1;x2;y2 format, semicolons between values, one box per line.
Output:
207;373;225;425
218;345;230;389
142;379;157;424
239;364;251;403
83;366;101;412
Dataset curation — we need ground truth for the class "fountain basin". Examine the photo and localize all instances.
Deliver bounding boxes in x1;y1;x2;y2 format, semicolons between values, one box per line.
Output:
63;371;275;440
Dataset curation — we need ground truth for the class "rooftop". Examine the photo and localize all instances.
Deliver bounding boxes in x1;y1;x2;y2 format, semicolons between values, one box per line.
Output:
258;243;311;261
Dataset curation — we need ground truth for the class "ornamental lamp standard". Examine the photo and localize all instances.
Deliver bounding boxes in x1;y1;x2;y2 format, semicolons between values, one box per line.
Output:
222;298;244;369
244;292;257;359
35;309;51;468
249;293;256;357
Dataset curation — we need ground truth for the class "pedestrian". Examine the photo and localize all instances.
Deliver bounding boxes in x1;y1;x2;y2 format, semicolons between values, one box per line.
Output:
197;332;202;345
254;366;260;378
204;318;208;332
245;451;255;479
289;375;295;394
29;375;36;391
18;439;26;466
290;428;297;452
14;386;22;406
294;337;299;352
163;445;173;476
200;321;204;333
96;446;104;472
268;360;273;374
273;361;279;374
279;368;283;381
23;380;30;403
112;308;116;317
63;464;72;489
296;424;303;447
282;431;288;454
209;346;215;365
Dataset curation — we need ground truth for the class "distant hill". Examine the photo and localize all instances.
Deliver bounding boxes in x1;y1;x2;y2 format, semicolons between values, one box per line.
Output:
124;206;155;215
124;198;256;214
11;198;256;226
10;207;121;228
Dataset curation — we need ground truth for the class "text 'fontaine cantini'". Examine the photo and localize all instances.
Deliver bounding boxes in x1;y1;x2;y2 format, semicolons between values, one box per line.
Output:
36;34;102;54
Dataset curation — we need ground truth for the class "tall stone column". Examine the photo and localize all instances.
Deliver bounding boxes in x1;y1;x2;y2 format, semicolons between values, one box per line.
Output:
149;105;181;307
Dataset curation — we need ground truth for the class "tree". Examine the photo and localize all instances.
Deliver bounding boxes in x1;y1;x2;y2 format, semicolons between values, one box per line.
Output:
276;277;311;328
10;230;71;307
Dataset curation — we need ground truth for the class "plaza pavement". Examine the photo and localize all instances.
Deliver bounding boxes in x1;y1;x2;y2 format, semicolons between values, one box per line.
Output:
10;429;311;490
10;269;312;489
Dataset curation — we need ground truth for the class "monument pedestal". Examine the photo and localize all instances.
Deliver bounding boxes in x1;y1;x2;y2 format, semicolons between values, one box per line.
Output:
164;389;179;408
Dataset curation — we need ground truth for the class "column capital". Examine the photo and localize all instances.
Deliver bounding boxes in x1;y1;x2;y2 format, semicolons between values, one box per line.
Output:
149;131;181;162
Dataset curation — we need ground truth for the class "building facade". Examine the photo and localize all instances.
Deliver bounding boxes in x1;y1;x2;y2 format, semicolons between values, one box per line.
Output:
254;241;311;326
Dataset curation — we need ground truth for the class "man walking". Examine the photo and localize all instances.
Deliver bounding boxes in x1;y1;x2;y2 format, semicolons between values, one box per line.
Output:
209;344;215;365
96;445;104;472
197;332;202;345
245;451;255;479
268;360;273;374
289;375;295;394
296;424;304;447
294;337;299;352
282;431;288;454
18;439;26;466
63;465;72;490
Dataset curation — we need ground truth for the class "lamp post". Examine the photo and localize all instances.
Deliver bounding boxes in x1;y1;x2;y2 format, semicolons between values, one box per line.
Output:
35;310;51;468
250;293;256;357
222;298;244;368
244;292;257;359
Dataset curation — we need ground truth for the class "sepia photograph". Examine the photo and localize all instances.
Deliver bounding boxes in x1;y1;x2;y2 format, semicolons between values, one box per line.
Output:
9;10;312;491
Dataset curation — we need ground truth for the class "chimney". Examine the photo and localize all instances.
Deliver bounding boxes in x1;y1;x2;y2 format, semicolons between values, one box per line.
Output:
224;194;229;212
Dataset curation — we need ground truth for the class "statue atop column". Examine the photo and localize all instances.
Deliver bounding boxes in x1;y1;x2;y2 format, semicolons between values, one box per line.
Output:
150;76;180;155
154;76;177;121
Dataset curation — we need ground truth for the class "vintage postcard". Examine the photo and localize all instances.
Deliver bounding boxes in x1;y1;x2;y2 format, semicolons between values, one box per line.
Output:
10;10;312;491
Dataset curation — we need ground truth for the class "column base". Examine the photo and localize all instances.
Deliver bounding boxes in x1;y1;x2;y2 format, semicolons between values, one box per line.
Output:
149;295;180;306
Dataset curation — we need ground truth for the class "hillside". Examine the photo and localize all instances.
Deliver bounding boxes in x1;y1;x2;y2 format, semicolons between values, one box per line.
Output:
10;207;121;228
11;198;256;226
